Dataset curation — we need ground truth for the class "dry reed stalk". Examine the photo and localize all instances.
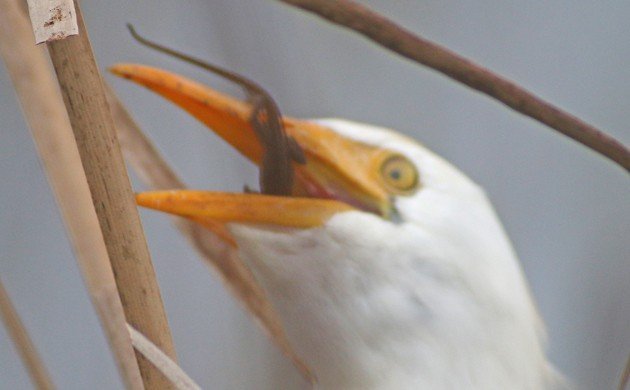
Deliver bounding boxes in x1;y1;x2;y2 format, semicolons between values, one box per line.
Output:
106;85;314;382
278;0;630;171
0;279;55;390
26;0;177;387
0;0;144;388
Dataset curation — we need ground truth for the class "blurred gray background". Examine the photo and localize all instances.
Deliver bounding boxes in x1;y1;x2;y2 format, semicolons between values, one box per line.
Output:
1;1;628;389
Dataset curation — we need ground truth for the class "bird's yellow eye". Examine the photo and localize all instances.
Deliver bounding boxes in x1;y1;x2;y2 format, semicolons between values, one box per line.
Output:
379;154;419;195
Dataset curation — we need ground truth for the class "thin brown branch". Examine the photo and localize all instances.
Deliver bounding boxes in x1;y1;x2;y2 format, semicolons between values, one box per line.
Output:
0;0;143;388
0;279;55;390
278;0;630;171
41;1;176;387
106;85;314;383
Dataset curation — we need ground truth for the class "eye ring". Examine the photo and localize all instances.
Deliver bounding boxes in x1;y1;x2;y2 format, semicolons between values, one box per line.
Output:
379;154;419;195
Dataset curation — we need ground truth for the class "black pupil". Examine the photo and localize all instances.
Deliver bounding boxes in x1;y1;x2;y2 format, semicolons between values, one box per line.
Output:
390;169;401;180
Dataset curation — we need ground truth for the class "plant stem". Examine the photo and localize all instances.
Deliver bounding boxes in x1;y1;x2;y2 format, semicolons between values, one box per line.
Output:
43;1;177;387
0;279;55;390
278;0;630;171
0;0;144;388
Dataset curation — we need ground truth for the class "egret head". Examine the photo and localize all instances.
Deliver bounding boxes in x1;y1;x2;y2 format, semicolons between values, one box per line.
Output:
111;64;482;234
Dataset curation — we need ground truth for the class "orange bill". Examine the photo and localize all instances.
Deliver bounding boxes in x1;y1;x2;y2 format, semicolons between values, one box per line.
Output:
137;191;354;228
111;64;401;241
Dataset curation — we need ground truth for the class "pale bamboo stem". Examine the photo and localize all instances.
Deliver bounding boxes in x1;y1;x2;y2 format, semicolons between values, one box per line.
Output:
0;0;144;388
37;1;177;388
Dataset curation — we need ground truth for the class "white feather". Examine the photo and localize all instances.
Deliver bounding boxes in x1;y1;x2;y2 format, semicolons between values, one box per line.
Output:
230;120;563;389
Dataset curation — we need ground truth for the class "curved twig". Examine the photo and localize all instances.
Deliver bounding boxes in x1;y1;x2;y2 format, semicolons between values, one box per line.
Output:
277;0;630;171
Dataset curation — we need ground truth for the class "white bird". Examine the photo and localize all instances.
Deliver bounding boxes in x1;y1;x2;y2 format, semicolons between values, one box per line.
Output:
112;64;564;389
